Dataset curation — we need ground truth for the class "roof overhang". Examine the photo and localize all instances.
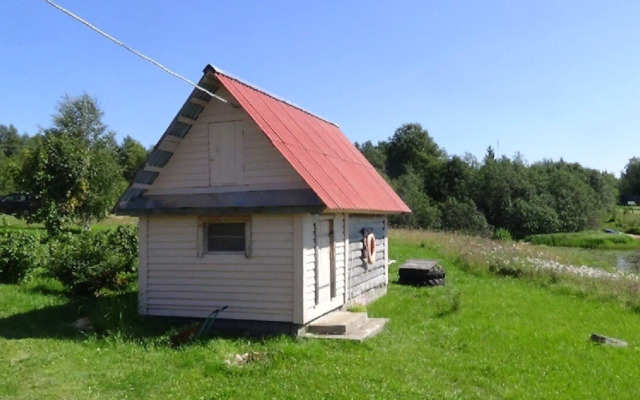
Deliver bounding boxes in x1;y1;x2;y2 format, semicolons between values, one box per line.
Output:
116;189;325;216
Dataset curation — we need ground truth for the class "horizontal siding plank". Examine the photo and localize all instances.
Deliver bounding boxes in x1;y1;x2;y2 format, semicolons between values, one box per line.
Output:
148;220;196;228
148;256;293;266
252;233;292;242
149;246;299;256
244;168;299;179
148;264;293;274
148;283;292;296
146;307;291;322
243;148;285;160
146;299;291;313
148;270;292;281
148;293;292;307
251;240;293;250
148;230;197;239
252;224;293;234
148;216;196;224
148;276;292;289
155;164;209;175
148;241;196;250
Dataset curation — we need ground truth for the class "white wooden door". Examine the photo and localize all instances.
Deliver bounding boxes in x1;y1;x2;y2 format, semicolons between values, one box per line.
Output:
209;121;243;186
316;220;335;305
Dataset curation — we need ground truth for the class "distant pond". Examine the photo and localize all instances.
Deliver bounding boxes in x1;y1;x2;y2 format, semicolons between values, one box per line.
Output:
617;251;640;274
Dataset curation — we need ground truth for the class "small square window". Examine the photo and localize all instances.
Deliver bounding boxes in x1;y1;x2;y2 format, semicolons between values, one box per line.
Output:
199;216;251;257
207;222;245;252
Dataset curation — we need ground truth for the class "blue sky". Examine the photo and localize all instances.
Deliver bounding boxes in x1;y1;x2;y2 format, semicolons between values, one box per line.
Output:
1;1;638;176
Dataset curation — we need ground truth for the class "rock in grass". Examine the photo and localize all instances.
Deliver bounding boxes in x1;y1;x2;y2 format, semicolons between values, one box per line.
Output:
590;333;628;347
70;317;94;332
225;352;264;366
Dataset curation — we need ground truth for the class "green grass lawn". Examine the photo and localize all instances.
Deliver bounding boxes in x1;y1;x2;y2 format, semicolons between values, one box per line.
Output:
2;233;640;399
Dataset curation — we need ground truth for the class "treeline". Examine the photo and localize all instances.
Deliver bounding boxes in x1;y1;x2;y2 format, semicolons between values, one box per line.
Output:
357;123;625;238
0;94;148;231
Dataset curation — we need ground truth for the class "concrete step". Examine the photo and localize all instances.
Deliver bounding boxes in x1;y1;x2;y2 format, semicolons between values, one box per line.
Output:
304;318;388;342
306;311;368;335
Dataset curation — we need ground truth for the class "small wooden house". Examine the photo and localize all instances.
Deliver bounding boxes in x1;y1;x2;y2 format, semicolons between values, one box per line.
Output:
116;65;410;333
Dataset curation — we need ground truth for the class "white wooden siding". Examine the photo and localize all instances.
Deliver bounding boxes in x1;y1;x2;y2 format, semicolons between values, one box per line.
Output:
143;214;295;322
302;214;316;316
138;216;149;314
347;215;388;302
148;87;307;195
149;124;209;190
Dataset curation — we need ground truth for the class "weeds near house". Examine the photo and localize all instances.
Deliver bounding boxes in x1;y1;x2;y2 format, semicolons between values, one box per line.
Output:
347;304;367;313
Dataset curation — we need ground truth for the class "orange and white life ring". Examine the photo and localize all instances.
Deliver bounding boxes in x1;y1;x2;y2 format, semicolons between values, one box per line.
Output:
365;233;376;264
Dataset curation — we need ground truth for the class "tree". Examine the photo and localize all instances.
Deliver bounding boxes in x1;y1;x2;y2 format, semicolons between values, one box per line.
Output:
473;152;519;230
385;123;444;179
0;124;31;194
0;151;12;194
389;168;440;229
530;160;606;232
15;94;125;233
355;140;387;174
620;157;640;197
0;124;28;157
426;155;475;202
118;135;148;182
439;197;491;236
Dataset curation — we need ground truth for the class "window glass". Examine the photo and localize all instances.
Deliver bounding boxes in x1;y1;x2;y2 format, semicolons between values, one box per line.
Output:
207;222;245;252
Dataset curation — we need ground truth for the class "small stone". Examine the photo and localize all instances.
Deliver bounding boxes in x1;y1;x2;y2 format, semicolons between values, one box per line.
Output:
70;317;94;332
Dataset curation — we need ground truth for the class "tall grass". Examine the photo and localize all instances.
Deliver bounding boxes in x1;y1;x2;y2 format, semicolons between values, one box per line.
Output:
393;229;640;312
526;231;640;249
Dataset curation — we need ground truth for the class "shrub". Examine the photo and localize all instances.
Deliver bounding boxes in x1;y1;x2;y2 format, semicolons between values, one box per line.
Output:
440;198;491;237
0;230;46;283
390;168;441;229
493;228;513;241
48;225;138;296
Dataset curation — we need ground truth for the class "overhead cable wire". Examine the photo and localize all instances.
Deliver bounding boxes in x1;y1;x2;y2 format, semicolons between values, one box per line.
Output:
41;0;227;103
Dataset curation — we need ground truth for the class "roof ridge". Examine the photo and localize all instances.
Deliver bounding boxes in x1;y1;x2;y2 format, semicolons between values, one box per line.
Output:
205;64;340;128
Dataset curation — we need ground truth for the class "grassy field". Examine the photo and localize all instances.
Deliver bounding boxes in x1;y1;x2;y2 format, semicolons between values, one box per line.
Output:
2;231;640;399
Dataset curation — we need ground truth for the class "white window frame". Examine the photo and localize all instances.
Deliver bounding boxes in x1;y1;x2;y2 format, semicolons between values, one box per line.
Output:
198;216;252;258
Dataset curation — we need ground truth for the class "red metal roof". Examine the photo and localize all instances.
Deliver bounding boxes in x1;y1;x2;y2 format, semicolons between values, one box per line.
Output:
211;67;410;214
